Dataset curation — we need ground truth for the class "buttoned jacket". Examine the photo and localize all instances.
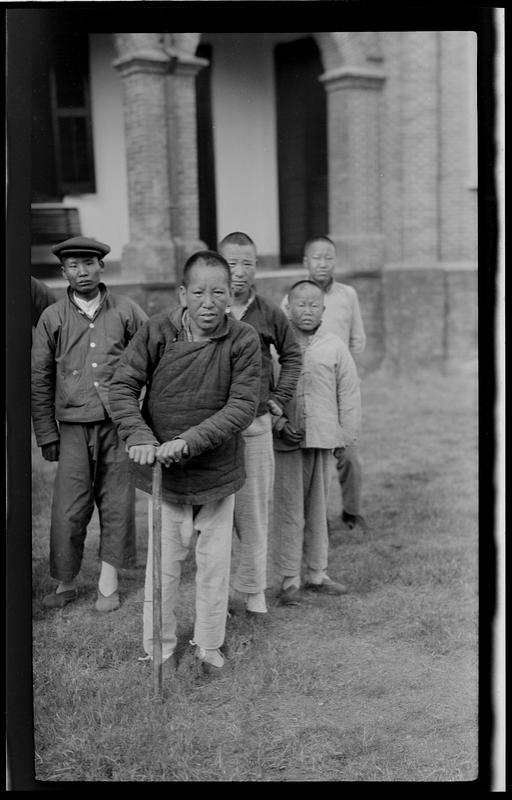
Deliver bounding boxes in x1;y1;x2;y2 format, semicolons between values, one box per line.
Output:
31;284;148;446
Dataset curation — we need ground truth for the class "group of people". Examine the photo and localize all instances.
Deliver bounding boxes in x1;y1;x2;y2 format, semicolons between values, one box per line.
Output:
31;231;366;678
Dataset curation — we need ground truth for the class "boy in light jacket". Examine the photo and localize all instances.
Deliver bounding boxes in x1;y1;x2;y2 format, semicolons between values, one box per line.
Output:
271;280;361;605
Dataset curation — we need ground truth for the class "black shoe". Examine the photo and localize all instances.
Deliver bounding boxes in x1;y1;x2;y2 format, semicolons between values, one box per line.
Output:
304;576;348;596
42;588;78;609
278;585;302;606
342;512;368;532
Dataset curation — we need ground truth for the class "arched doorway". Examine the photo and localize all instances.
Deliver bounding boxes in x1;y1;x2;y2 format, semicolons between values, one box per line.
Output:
274;37;328;263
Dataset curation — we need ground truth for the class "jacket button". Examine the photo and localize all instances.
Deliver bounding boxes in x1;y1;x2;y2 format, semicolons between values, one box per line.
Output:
92;362;98;368
90;342;96;348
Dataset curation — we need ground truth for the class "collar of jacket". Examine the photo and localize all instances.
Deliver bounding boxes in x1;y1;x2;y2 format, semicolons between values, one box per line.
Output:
168;305;232;341
67;282;108;310
290;320;323;346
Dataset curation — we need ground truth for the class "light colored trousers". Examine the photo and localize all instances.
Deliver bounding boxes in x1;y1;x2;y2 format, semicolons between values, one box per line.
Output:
233;413;275;594
334;444;362;515
272;448;332;580
143;494;235;661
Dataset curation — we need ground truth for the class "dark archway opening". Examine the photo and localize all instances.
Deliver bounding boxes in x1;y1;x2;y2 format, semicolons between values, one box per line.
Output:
274;37;328;263
195;43;217;249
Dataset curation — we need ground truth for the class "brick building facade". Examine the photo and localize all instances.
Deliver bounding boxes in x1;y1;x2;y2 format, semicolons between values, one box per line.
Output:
31;30;479;374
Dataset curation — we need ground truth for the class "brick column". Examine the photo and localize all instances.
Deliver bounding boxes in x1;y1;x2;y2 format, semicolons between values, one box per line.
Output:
399;32;440;263
113;42;177;282
381;33;445;374
166;54;208;266
320;66;386;273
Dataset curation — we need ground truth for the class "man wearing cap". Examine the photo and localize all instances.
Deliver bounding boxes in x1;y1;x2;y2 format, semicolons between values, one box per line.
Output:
31;236;148;611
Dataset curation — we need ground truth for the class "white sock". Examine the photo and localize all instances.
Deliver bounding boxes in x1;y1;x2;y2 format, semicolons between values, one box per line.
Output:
98;561;118;596
282;576;300;591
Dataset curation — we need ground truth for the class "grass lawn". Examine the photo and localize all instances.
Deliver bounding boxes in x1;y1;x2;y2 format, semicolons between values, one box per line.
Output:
30;366;479;782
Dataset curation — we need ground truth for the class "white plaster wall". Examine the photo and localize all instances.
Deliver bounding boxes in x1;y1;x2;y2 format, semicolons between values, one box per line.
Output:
62;34;129;261
206;33;281;257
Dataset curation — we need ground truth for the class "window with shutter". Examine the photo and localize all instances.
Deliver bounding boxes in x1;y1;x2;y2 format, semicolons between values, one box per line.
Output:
50;36;96;195
31;33;96;202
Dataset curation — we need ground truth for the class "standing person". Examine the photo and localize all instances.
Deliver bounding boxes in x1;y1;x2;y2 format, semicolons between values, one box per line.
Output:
218;232;302;616
272;280;362;605
282;235;367;531
31;276;56;328
31;236;148;611
109;251;261;676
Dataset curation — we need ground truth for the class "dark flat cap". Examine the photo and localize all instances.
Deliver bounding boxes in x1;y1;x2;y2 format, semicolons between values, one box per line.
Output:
52;236;111;260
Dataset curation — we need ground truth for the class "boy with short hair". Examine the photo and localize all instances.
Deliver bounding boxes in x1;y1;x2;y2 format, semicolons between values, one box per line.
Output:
281;235;367;532
218;232;301;616
271;280;361;605
31;236;148;611
109;251;261;675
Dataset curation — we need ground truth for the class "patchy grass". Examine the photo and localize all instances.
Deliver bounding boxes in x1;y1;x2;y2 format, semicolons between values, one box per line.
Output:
31;367;478;782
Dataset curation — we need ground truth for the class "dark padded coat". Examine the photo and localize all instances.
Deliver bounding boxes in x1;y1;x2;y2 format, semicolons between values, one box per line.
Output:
109;307;262;505
233;293;302;417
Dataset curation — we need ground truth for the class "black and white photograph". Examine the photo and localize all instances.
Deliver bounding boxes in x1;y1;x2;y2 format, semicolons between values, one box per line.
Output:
5;2;504;789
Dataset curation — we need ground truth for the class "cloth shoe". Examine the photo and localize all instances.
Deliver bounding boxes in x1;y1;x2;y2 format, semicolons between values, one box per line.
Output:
278;585;302;606
246;591;268;614
194;645;226;676
42;588;78;609
342;511;368;532
95;588;120;612
304;575;348;596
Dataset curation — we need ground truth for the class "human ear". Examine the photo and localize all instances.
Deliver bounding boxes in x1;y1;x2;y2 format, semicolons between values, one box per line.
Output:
178;285;188;308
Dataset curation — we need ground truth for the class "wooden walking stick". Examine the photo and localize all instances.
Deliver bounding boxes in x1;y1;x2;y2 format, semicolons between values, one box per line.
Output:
152;459;163;697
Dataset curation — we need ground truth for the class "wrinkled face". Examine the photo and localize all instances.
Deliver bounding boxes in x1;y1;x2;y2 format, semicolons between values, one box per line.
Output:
179;262;232;337
62;255;103;299
288;284;325;332
220;243;257;299
304;240;337;287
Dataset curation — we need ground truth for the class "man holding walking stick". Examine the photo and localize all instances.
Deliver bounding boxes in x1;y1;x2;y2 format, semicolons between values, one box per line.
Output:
109;251;261;680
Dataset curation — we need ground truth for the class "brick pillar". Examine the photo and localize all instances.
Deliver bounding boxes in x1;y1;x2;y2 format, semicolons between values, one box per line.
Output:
320;66;386;273
381;33;445;374
113;41;178;282
166;54;208;266
399;32;440;263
